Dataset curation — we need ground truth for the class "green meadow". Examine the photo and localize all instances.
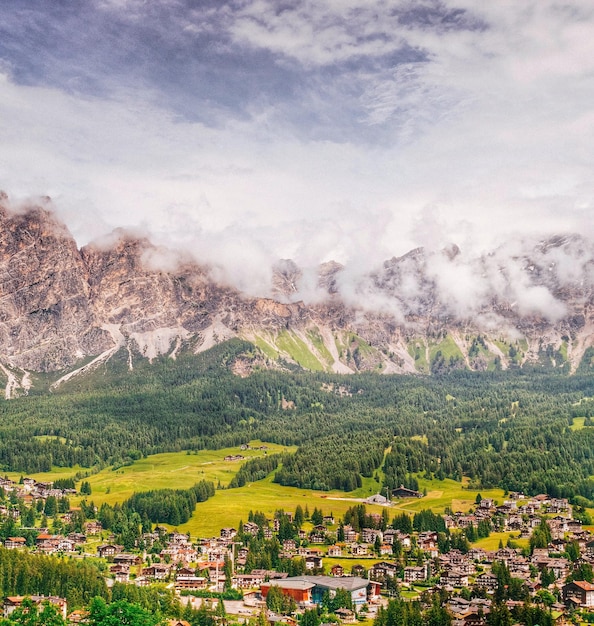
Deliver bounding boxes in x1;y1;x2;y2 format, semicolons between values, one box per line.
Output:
4;441;509;540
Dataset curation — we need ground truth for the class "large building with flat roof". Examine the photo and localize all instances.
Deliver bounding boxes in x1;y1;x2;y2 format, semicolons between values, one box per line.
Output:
260;576;380;607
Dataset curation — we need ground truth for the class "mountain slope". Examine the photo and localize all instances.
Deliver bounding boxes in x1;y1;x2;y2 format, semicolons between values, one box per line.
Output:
2;194;594;391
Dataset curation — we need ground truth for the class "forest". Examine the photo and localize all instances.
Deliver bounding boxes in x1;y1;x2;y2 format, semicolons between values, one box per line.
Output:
0;339;594;503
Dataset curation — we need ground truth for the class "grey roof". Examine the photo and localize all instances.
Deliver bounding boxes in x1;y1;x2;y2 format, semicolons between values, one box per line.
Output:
274;576;370;592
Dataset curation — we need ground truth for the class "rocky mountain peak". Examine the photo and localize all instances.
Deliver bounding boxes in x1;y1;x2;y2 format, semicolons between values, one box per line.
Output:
2;196;594;388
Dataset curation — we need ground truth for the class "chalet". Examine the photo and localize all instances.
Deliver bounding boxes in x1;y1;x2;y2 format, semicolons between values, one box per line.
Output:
479;498;494;509
220;527;237;539
382;529;398;545
418;532;439;558
563;580;594;607
114;570;130;583
237;547;249;566
283;539;297;553
467;548;487;562
403;566;426;583
330;564;344;577
342;525;358;543
370;561;399;581
361;528;382;544
4;537;26;549
175;567;207;590
263;527;273;540
243;522;260;536
114;553;142;566
84;521;103;535
323;515;334;525
440;568;468;588
474;572;498;592
143;564;171;580
351;565;366;578
350;543;368;556
169;532;191;545
4;596;67;619
305;555;323;570
392;485;423;499
97;544;123;559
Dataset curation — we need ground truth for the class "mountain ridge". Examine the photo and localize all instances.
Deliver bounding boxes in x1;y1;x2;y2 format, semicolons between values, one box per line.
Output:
2;194;594;394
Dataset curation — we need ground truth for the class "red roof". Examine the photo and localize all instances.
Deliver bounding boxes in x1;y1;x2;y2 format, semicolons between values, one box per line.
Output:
571;581;594;591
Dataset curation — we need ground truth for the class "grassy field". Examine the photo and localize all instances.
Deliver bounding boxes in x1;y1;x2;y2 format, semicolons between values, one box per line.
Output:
6;443;508;539
391;476;505;516
473;531;529;551
177;473;390;538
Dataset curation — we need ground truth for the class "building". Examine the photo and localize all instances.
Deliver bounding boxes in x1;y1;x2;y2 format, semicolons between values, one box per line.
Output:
261;576;380;608
4;596;67;619
563;581;594;608
392;485;423;499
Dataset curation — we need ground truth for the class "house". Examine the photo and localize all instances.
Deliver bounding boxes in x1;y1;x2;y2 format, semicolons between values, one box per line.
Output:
113;553;142;566
327;545;342;557
305;555;323;570
370;562;399;581
474;572;498;592
350;543;368;556
440;568;468;588
84;521;103;535
4;596;67;619
330;564;344;577
392;485;423;499
342;525;358;543
283;539;297;553
562;581;594;607
220;527;237;540
175;567;207;590
4;537;26;549
243;522;260;535
97;544;123;559
403;566;426;583
143;564;171;580
361;528;382;544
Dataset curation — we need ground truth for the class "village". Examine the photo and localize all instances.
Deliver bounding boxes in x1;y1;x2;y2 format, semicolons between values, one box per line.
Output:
0;473;594;625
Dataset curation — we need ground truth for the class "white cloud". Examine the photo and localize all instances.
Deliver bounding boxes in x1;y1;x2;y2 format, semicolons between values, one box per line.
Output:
1;0;594;316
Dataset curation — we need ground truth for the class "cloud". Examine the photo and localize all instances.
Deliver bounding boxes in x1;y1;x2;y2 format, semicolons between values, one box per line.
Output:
1;0;594;321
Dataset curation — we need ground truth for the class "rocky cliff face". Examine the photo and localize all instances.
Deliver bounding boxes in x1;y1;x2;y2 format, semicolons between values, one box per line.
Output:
2;194;594;393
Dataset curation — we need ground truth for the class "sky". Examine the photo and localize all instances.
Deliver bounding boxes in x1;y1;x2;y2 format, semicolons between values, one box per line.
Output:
1;0;594;301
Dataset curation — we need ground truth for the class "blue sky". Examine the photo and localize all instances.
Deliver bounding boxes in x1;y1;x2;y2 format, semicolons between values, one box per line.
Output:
1;0;593;296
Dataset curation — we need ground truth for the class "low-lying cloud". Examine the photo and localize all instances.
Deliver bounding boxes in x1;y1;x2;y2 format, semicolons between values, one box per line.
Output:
1;0;593;330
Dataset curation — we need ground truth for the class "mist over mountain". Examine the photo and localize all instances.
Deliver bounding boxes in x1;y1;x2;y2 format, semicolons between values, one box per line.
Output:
2;193;594;395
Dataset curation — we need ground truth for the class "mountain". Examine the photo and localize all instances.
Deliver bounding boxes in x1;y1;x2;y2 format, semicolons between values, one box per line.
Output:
2;193;594;395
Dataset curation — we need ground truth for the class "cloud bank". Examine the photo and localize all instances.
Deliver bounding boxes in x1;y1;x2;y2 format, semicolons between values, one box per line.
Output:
1;0;593;312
